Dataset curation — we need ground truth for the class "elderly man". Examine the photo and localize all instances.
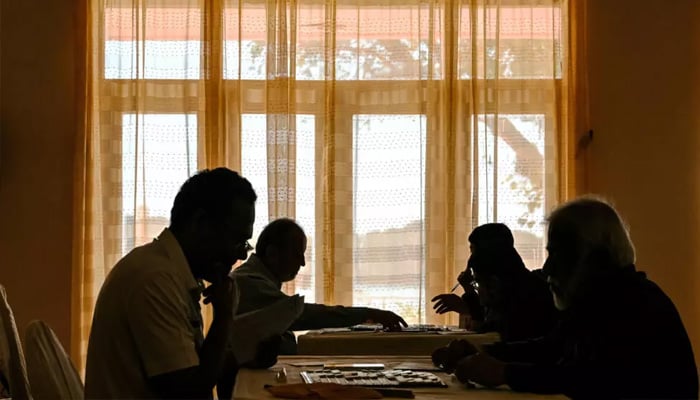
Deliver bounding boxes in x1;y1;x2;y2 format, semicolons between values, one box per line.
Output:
231;218;407;354
434;198;698;399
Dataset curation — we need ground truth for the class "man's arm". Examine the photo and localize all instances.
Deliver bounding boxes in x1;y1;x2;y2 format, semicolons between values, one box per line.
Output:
128;273;236;399
215;353;239;400
236;273;371;330
290;303;370;330
291;303;407;330
235;272;406;331
483;336;557;364
465;328;667;398
149;311;235;399
504;361;650;398
456;352;641;397
233;273;289;315
214;335;283;399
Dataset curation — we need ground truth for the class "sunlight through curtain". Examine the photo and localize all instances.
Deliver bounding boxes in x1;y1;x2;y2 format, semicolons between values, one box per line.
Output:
74;0;581;369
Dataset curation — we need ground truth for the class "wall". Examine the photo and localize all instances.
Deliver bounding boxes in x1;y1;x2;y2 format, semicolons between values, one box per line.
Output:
0;0;78;352
586;0;700;365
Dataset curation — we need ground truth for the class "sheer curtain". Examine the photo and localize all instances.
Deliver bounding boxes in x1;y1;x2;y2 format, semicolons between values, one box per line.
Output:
74;0;580;368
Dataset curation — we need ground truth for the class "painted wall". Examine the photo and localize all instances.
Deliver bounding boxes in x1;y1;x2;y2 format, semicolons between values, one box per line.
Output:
0;0;78;351
586;0;700;365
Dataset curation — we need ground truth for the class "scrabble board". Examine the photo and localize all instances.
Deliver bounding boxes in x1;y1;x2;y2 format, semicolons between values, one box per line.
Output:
299;369;448;388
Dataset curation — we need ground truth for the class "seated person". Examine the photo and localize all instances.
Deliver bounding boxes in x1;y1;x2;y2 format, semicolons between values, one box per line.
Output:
231;218;407;354
85;168;256;399
433;198;698;399
431;223;557;341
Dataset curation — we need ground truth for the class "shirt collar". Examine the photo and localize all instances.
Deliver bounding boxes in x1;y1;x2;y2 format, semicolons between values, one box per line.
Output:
246;254;282;289
155;228;203;299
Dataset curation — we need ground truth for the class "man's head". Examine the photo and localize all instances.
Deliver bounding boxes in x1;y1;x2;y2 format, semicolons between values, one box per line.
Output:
169;168;257;283
467;223;527;307
543;197;635;310
255;218;307;282
468;223;515;253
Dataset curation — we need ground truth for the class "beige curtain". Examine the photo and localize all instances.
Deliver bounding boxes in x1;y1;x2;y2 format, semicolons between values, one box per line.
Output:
74;0;579;369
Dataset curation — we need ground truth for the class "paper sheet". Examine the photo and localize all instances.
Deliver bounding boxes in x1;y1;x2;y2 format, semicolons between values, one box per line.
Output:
231;295;305;364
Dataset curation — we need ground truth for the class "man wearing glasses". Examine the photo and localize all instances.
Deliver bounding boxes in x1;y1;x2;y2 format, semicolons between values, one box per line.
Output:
231;218;408;355
85;168;257;399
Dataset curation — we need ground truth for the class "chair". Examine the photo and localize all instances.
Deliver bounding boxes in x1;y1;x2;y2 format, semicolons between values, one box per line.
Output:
0;284;32;400
24;320;83;400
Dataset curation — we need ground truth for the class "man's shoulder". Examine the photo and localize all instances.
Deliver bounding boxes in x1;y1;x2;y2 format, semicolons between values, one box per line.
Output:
230;259;255;275
230;258;289;314
592;271;682;332
103;241;180;293
517;270;551;300
118;239;173;270
231;257;272;283
628;273;678;313
122;239;169;264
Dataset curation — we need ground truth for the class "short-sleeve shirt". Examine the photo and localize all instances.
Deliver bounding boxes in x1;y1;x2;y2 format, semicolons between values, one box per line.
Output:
85;228;204;399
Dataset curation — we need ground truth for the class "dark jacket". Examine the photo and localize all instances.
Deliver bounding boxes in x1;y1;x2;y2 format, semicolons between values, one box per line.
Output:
463;268;557;342
487;266;698;399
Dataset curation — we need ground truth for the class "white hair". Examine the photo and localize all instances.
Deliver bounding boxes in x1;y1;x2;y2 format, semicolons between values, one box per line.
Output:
547;196;636;268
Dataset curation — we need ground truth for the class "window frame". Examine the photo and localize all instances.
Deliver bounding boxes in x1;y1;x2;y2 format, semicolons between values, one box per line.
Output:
98;0;563;317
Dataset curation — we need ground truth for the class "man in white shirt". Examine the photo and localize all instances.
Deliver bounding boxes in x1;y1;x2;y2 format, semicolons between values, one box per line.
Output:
232;218;407;354
85;168;256;399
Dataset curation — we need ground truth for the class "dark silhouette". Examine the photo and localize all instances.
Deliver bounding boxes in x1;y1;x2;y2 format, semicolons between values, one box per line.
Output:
86;168;257;399
433;198;698;399
431;223;557;342
232;218;407;354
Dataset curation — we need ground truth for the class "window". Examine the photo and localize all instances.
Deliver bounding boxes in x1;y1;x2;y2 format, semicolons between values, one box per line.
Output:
333;6;441;80
458;6;562;79
101;0;563;325
352;114;427;322
475;114;551;269
223;5;267;80
241;114;317;302
121;113;197;253
104;7;203;79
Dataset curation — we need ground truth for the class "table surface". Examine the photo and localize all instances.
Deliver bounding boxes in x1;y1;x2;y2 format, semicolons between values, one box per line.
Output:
233;356;568;400
296;329;501;356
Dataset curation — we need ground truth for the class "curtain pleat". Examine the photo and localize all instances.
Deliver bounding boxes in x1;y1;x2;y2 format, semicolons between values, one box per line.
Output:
73;0;580;369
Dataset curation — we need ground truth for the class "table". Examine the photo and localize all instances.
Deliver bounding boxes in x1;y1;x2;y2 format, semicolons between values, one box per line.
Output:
297;330;500;356
233;356;567;400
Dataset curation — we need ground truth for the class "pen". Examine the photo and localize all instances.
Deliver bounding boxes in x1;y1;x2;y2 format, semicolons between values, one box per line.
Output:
450;282;460;292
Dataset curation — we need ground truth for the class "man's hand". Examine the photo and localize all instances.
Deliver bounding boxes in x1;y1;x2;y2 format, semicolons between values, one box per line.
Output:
365;309;408;331
454;352;506;388
151;276;239;399
203;276;239;320
243;335;282;369
457;270;477;294
431;293;470;315
431;339;479;372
